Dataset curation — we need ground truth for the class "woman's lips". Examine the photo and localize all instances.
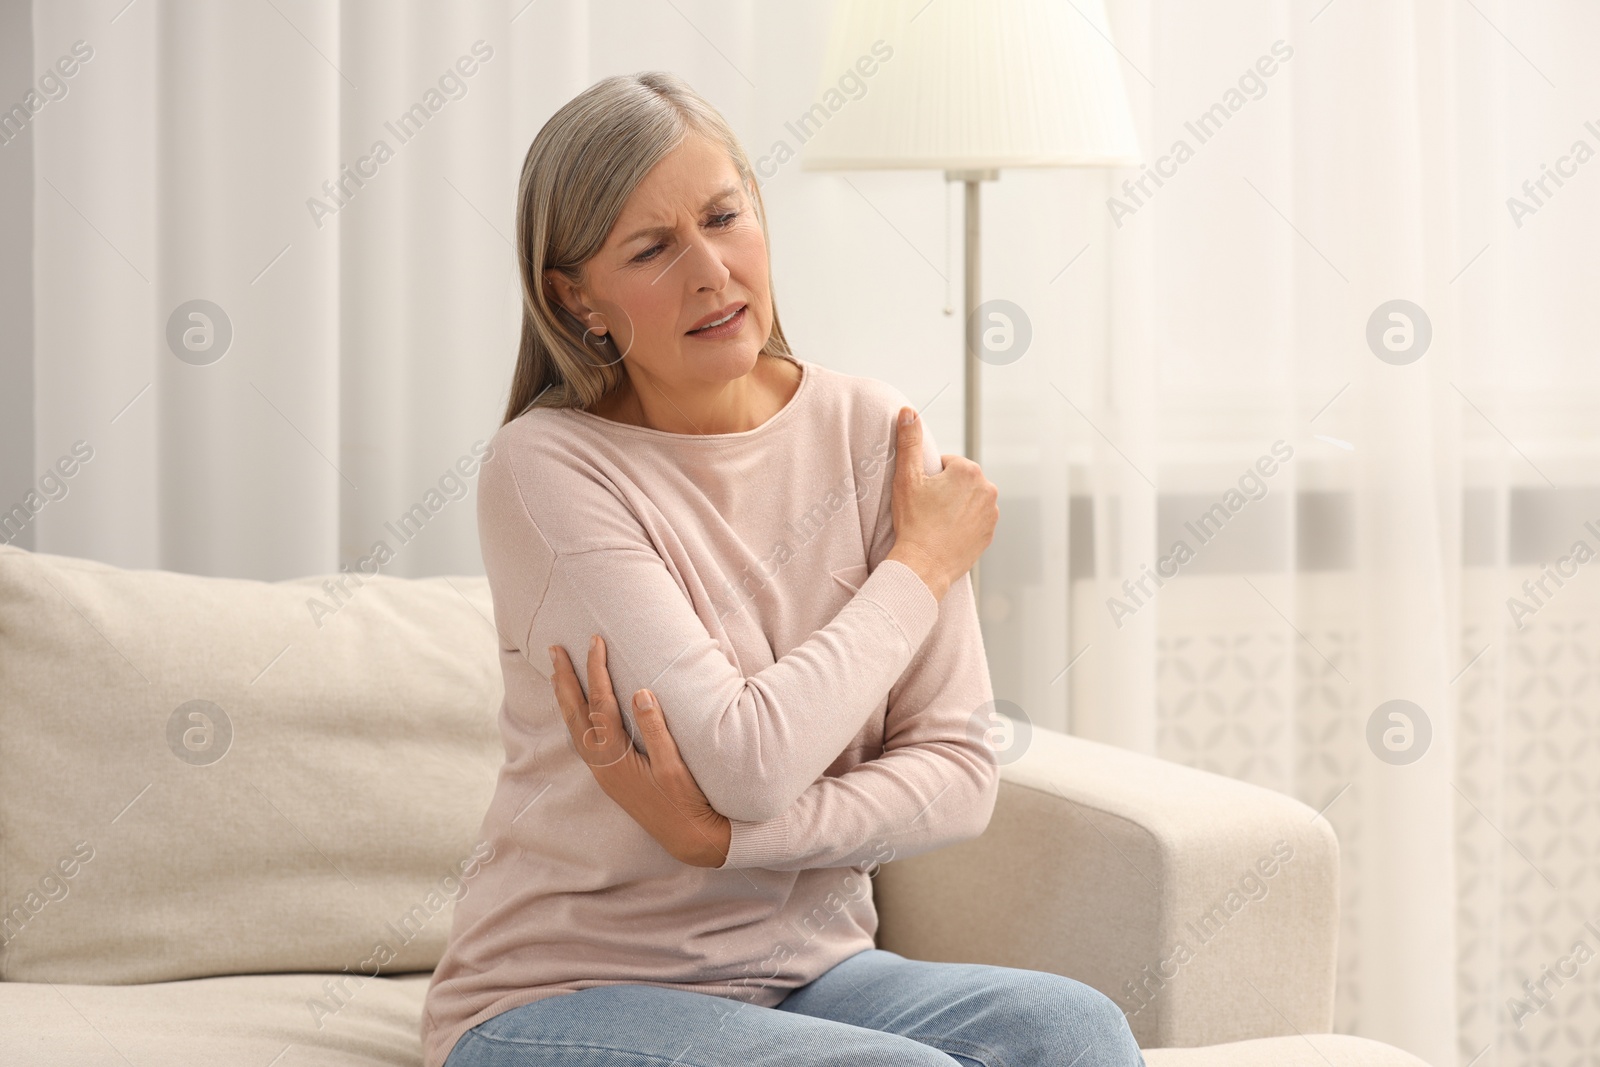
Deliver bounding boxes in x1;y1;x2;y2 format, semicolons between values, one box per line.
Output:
686;305;746;339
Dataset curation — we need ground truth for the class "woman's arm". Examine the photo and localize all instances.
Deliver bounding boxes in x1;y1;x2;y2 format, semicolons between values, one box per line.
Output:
715;567;999;871
548;568;997;872
481;410;948;825
529;554;935;826
542;400;1000;871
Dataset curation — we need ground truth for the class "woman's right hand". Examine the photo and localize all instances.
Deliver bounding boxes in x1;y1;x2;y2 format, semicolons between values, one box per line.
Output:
884;406;999;602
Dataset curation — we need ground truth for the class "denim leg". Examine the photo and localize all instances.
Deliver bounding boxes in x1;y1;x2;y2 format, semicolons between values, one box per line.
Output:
774;948;1147;1067
444;982;963;1067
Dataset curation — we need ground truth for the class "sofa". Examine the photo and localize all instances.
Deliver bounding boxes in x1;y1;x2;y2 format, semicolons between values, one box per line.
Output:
0;544;1430;1066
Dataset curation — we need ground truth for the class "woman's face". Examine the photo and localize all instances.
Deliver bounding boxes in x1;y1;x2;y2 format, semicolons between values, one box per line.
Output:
545;131;772;392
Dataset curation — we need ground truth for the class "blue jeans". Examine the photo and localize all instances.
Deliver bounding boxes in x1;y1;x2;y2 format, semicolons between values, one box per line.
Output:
443;947;1147;1067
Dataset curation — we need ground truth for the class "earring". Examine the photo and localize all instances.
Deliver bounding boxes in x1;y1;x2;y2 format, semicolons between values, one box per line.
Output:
576;307;629;368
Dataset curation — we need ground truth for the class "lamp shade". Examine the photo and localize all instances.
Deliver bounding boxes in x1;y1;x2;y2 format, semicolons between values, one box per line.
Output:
799;0;1141;171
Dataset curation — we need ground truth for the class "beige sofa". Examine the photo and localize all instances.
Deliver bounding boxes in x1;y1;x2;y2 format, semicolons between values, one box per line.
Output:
0;544;1430;1066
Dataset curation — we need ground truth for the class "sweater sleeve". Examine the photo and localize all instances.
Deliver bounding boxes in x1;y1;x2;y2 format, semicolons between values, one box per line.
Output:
715;400;1000;871
479;422;943;826
716;567;999;871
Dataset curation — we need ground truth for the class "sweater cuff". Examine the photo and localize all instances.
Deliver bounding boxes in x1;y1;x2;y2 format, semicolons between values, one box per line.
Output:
858;558;941;655
718;811;794;869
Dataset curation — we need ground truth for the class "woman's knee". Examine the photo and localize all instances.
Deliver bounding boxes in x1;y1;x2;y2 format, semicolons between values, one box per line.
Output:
1011;972;1144;1067
851;1037;965;1067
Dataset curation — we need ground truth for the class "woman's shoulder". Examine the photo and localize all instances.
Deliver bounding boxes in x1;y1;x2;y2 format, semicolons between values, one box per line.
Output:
477;408;646;555
802;360;918;437
805;361;939;473
482;407;586;497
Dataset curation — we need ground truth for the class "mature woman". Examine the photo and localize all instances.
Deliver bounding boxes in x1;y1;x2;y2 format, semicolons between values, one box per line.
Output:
422;71;1146;1067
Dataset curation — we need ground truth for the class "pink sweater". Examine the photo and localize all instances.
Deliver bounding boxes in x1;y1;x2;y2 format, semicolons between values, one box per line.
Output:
421;357;999;1067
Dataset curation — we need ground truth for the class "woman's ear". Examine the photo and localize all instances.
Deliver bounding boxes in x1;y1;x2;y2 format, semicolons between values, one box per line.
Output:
543;268;587;322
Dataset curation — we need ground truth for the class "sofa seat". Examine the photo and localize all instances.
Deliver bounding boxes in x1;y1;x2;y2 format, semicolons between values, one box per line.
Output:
1142;1036;1434;1067
0;975;1420;1067
0;973;436;1067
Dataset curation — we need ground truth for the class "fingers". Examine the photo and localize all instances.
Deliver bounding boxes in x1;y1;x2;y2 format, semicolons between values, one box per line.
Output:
547;643;587;728
894;406;923;489
548;640;631;769
632;690;682;769
586;634;619;711
632;689;718;818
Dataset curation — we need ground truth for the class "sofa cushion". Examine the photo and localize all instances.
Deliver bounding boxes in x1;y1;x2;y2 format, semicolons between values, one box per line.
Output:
0;546;504;984
1142;1034;1434;1066
0;972;434;1066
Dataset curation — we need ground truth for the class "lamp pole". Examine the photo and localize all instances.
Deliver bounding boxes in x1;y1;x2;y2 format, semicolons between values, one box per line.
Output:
948;167;996;610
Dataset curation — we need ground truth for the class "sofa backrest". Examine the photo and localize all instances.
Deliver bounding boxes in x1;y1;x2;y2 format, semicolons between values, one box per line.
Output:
0;545;504;985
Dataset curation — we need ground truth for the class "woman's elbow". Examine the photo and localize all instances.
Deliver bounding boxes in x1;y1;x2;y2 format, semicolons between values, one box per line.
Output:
964;758;1002;839
699;773;793;824
690;695;810;822
709;791;790;825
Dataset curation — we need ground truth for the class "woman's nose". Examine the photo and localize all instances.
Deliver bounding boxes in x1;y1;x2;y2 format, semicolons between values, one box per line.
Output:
682;230;731;288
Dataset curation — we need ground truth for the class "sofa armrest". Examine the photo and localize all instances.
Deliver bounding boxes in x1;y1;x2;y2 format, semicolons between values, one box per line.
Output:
872;725;1339;1050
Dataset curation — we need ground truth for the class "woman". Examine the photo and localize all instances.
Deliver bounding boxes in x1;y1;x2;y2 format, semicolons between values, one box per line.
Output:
422;71;1146;1067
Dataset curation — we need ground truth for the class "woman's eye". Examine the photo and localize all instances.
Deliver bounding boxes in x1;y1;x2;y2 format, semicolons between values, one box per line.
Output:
632;213;740;263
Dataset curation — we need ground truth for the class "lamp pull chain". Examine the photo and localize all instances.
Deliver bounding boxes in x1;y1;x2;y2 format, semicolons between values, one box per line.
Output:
942;177;954;316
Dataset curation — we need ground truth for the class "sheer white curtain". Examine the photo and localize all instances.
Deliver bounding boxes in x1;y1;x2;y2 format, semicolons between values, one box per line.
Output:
27;0;524;577
1007;1;1595;1064
21;0;750;579
12;1;1598;1064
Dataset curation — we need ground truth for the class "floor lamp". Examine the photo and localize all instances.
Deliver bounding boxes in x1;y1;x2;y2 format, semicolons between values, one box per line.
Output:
799;0;1141;608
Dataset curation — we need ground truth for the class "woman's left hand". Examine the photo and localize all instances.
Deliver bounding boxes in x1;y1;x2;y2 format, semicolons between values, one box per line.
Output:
548;635;731;868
